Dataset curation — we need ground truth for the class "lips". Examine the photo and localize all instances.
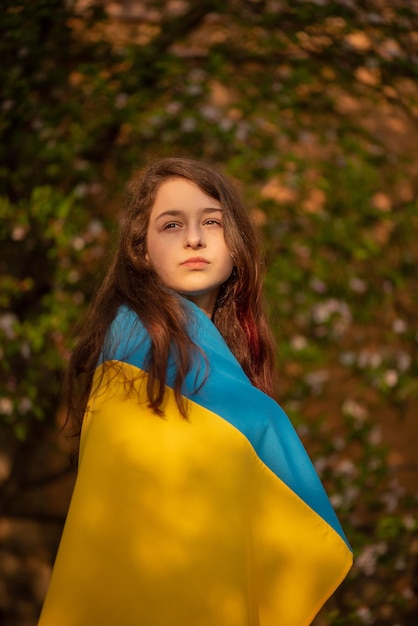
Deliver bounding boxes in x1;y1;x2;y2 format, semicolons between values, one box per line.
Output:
180;257;210;269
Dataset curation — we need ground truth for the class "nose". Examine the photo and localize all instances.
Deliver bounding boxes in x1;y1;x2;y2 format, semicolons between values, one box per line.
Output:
184;223;206;249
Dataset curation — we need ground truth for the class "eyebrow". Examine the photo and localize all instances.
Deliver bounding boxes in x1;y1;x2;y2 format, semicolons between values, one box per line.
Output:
154;207;223;222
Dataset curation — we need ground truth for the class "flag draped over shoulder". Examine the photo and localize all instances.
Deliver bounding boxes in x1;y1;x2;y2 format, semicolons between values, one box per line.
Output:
38;300;353;626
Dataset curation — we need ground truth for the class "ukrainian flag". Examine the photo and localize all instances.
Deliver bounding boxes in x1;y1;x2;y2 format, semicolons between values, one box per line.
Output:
38;301;352;626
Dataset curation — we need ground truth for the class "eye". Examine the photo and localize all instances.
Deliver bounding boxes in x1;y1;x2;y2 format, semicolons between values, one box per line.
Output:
163;222;181;230
203;218;222;227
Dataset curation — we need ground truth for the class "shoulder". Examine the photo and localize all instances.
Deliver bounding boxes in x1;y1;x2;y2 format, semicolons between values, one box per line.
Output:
99;305;151;367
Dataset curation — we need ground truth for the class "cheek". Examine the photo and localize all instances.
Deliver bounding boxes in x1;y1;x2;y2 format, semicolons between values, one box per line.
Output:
221;250;235;280
221;227;237;266
222;237;235;268
145;233;159;266
145;238;172;281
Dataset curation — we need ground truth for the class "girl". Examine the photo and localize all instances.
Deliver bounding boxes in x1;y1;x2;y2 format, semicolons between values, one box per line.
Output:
38;157;352;626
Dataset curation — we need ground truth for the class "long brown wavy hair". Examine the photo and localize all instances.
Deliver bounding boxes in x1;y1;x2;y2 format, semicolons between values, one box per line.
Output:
64;157;277;429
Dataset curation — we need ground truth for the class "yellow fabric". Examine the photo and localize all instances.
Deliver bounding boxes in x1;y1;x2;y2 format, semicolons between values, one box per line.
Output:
38;364;352;626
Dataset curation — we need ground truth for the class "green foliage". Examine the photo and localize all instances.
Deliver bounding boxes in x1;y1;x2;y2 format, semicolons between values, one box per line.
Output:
1;0;418;623
0;185;108;439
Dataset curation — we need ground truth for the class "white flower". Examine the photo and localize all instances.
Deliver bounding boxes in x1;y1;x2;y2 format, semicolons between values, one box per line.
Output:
355;606;373;624
330;493;343;509
403;515;416;531
310;277;327;293
342;398;368;424
332;436;346;451
356;542;387;576
381;479;404;512
349;276;367;293
290;335;308;351
0;313;18;339
18;398;32;414
200;105;220;121
0;397;13;415
88;220;104;237
314;457;328;475
74;183;88;198
344;486;360;503
357;349;383;369
181;117;196;132
396;351;411;372
20;342;31;359
188;68;206;83
166;101;182;115
72;236;85;251
368;426;382;446
68;270;80;284
336;459;357;477
311;299;352;335
340;351;356;366
304;370;329;394
12;224;29;241
392;318;407;334
383;369;398;387
115;93;128;109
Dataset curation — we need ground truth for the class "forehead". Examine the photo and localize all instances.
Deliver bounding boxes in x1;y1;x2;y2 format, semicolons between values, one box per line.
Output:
151;177;220;211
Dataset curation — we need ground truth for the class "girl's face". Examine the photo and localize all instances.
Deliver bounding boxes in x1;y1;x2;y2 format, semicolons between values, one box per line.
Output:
146;177;234;317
